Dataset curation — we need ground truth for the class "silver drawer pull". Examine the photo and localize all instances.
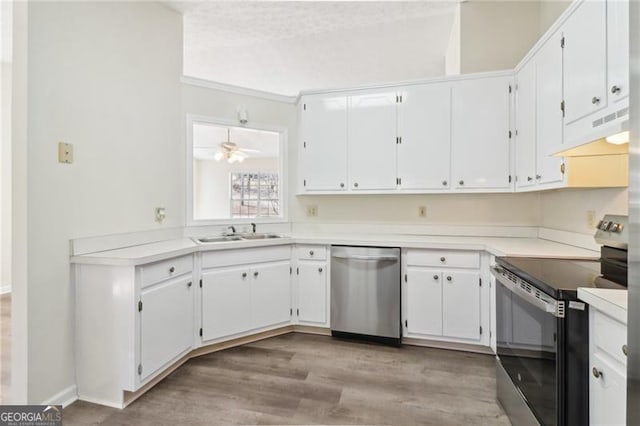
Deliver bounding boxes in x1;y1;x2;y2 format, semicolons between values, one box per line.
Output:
318;267;323;273
309;250;314;256
242;272;247;278
623;345;628;356
592;367;603;379
169;266;175;273
446;276;452;282
433;275;439;280
440;257;446;262
254;271;259;277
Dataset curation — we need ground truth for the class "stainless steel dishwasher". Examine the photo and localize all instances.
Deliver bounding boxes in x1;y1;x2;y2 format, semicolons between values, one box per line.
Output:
330;246;401;345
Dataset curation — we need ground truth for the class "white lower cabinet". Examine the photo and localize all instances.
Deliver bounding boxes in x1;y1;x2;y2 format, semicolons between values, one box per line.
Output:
588;308;627;426
294;245;329;327
442;271;481;340
140;276;194;382
403;249;486;344
200;247;292;343
201;266;252;341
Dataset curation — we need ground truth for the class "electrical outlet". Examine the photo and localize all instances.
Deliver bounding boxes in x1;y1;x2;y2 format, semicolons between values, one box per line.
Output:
587;210;596;228
155;207;166;223
306;205;318;217
418;206;427;218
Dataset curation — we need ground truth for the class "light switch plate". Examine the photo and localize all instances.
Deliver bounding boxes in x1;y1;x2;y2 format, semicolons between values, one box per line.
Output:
58;142;74;164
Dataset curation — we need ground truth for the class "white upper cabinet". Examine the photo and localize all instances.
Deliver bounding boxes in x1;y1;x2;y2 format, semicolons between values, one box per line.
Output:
607;0;629;103
397;83;451;190
515;59;537;189
299;95;348;191
347;89;398;190
562;0;607;125
451;75;512;190
535;31;565;186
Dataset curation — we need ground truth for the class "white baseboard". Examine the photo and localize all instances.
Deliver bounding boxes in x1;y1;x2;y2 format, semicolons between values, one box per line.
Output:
42;385;78;408
0;285;11;294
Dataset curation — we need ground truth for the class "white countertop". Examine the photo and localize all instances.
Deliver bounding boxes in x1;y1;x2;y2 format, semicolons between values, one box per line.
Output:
578;288;628;324
70;232;599;267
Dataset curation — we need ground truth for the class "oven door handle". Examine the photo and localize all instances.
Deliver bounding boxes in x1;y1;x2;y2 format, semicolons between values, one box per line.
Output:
491;266;563;318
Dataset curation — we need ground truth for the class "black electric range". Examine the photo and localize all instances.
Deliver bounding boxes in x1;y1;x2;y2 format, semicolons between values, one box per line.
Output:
492;214;628;426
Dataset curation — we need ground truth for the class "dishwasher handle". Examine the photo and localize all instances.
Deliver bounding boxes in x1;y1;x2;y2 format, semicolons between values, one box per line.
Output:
332;254;399;262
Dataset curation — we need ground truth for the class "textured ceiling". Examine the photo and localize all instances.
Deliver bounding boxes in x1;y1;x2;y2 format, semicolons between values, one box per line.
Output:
171;1;459;96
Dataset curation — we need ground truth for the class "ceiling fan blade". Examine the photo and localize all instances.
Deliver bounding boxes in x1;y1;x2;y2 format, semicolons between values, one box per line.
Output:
239;148;260;153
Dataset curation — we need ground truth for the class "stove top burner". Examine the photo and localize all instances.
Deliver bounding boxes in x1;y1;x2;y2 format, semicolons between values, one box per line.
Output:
495;257;625;299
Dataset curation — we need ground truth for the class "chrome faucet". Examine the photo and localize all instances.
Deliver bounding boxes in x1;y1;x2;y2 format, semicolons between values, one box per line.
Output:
251;223;257;233
226;225;236;235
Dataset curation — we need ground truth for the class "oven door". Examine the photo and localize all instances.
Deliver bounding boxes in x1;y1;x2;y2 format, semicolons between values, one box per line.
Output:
494;269;559;426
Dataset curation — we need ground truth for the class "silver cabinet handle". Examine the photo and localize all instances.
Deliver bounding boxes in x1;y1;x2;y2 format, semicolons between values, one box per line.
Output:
623;345;628;356
592;96;600;104
433;275;439;280
340;183;344;188
187;281;192;288
459;180;464;186
446;276;452;281
536;174;542;180
611;85;621;94
169;266;175;273
242;272;247;278
318;267;323;273
442;180;447;186
354;182;359;188
440;257;446;262
309;250;314;256
592;367;603;378
527;176;533;182
254;271;259;277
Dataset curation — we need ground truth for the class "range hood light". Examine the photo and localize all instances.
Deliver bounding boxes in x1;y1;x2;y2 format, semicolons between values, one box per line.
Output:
605;131;630;145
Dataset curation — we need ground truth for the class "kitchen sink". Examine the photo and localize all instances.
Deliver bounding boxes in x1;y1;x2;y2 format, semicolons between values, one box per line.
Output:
195;233;282;243
196;236;243;243
239;233;282;240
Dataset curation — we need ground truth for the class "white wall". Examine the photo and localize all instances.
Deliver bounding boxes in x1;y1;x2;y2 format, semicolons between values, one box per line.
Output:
1;0;12;293
459;1;542;74
17;2;183;404
293;192;541;226
445;4;461;76
194;157;278;219
540;188;629;235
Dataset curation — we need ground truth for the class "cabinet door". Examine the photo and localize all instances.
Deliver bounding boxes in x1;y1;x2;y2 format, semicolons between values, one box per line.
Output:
201;266;251;341
590;353;626;426
297;261;327;325
140;276;193;381
397;83;451;190
451;76;512;190
442;271;480;340
607;0;629;103
536;32;565;186
299;95;348;191
405;269;442;337
251;261;291;329
515;60;537;189
562;0;607;124
348;90;398;190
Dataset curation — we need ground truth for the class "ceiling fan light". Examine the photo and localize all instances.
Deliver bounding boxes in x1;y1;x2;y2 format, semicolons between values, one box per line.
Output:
214;151;224;161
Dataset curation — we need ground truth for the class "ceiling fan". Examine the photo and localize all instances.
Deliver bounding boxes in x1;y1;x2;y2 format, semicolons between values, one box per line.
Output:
214;128;260;163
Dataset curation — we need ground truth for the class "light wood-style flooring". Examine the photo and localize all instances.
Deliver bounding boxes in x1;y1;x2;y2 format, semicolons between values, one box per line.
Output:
0;293;10;404
64;333;509;425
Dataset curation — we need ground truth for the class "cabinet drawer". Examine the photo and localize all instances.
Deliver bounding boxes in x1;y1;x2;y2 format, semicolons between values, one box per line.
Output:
296;245;327;261
140;255;193;288
202;246;291;269
406;250;480;269
592;310;627;365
